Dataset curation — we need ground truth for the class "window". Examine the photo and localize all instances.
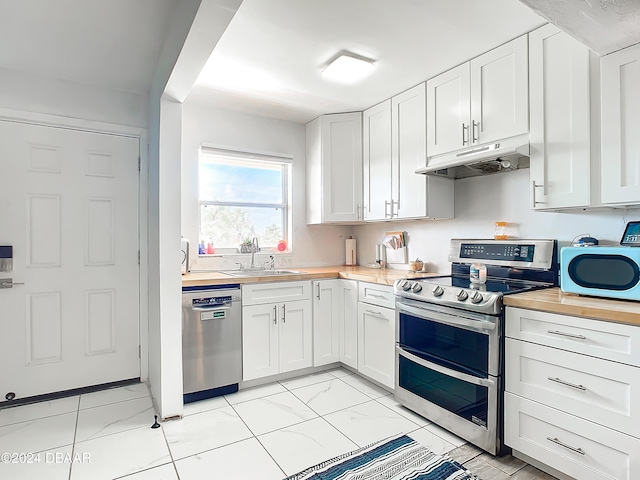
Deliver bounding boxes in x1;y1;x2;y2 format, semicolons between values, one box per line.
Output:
198;147;291;253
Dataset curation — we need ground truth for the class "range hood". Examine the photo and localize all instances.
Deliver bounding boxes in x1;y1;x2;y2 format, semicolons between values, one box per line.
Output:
416;135;530;179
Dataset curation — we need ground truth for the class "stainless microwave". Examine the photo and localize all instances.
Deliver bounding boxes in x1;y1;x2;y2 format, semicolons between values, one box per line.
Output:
560;246;640;301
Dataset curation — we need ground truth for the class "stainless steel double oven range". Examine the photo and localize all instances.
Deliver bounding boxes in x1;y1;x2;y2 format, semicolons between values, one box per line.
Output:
393;239;558;455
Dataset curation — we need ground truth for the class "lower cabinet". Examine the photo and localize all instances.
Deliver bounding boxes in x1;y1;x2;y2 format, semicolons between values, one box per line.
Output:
505;306;640;479
312;279;358;369
357;296;395;389
242;282;313;381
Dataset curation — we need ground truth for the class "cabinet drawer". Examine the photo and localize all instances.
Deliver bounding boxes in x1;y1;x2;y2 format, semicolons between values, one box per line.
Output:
506;307;640;367
505;393;640;480
242;281;311;306
506;338;640;437
358;282;394;308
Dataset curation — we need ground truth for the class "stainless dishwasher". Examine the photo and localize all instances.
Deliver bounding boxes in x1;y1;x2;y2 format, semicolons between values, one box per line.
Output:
182;285;242;402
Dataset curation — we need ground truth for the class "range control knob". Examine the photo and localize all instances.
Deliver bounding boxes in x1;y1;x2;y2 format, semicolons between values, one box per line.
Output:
402;280;412;291
432;285;444;297
456;289;469;301
396;279;407;289
411;282;422;293
470;291;484;304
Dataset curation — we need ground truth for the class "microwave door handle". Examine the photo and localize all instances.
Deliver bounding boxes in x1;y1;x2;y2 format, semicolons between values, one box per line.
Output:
397;346;495;388
396;303;495;333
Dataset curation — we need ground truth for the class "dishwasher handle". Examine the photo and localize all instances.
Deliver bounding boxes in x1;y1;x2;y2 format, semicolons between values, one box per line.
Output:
191;305;232;312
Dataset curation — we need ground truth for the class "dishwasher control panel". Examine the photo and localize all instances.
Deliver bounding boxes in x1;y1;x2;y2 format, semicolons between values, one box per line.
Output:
192;295;233;307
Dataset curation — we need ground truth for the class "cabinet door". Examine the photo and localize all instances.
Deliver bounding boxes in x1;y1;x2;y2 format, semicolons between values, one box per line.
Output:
242;304;278;381
363;100;392;221
426;63;470;158
470;34;528;145
529;25;591;210
357;302;395;389
339;280;358;369
392;83;427;219
279;299;313;373
601;43;640;205
312;280;340;366
319;113;363;222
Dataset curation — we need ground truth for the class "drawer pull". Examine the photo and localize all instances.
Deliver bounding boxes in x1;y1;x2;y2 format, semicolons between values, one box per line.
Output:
546;437;586;455
368;293;387;299
548;377;587;391
365;309;384;317
547;330;586;340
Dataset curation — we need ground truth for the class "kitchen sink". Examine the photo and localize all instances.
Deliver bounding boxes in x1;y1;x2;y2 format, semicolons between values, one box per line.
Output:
221;269;303;277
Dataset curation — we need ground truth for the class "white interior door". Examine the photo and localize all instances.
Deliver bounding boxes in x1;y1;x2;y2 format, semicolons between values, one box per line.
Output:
0;120;140;401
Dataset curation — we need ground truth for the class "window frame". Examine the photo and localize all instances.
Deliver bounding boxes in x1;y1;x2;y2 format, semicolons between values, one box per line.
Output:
198;146;292;255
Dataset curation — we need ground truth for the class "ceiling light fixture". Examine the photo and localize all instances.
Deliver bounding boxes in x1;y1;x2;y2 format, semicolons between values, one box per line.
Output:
321;53;375;83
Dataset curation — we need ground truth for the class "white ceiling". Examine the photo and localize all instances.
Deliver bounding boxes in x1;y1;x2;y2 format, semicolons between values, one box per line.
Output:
0;0;177;94
7;1;632;126
187;0;548;123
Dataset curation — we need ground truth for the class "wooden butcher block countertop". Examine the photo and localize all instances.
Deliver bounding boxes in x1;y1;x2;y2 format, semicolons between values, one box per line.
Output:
182;266;444;288
504;287;640;326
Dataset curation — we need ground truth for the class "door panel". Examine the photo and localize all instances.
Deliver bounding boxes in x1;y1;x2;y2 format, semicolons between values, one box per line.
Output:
279;300;312;373
0;121;140;400
242;304;279;381
363;100;392;221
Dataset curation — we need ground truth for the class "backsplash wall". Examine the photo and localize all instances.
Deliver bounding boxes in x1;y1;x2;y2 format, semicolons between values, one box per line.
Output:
353;168;640;274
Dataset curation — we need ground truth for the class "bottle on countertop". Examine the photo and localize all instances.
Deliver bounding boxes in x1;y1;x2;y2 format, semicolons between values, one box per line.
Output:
198;239;205;255
470;262;487;284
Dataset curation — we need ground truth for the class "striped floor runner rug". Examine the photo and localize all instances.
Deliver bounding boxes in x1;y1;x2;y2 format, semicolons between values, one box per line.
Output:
285;434;479;480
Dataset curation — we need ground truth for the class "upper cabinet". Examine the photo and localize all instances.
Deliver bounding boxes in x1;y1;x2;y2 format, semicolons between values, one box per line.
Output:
529;24;594;210
427;35;529;162
363;83;454;221
306;113;363;224
601;42;640;206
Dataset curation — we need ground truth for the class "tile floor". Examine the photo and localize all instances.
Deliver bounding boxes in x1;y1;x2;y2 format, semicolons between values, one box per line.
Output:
0;368;556;480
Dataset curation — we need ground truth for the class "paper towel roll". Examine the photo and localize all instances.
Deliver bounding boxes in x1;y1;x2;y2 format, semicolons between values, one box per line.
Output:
345;237;357;265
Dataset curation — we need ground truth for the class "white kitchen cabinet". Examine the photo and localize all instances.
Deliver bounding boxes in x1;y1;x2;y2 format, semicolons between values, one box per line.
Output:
339;279;358;370
306;112;363;224
427;35;528;161
357;282;395;389
363;84;453;221
529;24;595;210
363;100;392;221
601;42;640;206
505;306;640;479
312;279;358;369
242;282;312;381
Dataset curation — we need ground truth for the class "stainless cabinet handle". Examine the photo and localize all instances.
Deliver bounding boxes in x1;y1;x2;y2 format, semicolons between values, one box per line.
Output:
365;309;383;317
356;204;361;221
391;200;399;218
547;437;585;455
316;283;320;300
462;123;469;145
547;330;586;340
472;120;479;143
548;377;587;391
282;304;286;323
532;181;544;208
368;293;386;299
0;279;25;289
273;305;277;324
384;200;392;218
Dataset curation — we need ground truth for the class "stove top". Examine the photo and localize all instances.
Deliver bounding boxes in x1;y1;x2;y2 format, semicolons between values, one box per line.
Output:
394;239;558;315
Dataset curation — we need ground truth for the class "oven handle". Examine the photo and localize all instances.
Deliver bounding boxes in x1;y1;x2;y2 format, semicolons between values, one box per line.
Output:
396;302;495;333
397;346;496;388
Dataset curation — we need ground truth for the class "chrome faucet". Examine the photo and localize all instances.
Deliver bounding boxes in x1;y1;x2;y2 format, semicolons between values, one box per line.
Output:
250;237;259;269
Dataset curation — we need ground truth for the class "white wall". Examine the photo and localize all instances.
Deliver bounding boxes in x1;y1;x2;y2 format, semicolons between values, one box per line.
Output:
181;102;352;270
0;67;148;128
353;168;640;273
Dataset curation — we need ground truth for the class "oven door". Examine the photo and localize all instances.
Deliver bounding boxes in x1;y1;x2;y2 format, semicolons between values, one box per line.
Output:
396;300;501;377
